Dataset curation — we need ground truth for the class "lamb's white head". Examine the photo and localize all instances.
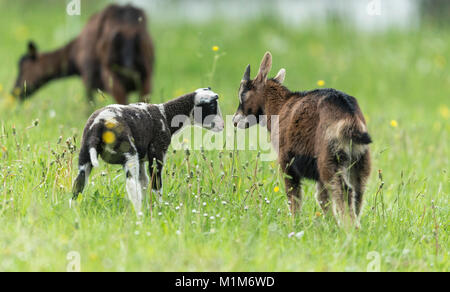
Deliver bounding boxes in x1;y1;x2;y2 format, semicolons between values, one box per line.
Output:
191;88;224;132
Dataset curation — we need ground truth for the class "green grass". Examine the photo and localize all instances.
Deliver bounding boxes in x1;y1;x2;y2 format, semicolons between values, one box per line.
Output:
0;1;448;271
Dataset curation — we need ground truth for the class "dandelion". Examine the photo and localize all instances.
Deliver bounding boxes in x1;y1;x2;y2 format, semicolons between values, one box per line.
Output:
212;45;219;52
390;120;398;128
439;105;449;120
274;186;280;193
89;253;99;261
317;80;325;87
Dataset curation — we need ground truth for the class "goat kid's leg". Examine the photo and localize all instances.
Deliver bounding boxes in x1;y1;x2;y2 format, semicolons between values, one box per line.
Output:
328;172;359;228
139;75;151;103
284;177;302;215
350;151;371;219
102;70;128;104
315;181;331;214
124;154;143;216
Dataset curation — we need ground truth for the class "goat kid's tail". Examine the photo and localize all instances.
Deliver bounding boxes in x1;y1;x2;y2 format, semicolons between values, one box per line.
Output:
340;119;372;145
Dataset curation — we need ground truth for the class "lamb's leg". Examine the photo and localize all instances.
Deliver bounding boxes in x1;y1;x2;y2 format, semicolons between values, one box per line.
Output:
72;146;93;200
139;162;150;190
124;154;143;215
148;155;164;199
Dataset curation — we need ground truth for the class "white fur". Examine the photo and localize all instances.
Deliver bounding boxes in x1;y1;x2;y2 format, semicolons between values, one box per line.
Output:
160;119;167;132
194;88;219;105
124;153;143;215
89;148;99;167
89;107;123;130
139;162;149;190
156;104;166;120
274;68;286;83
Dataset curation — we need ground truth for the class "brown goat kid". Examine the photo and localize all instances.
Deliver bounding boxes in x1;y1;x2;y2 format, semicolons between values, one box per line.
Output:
233;52;371;227
12;4;154;104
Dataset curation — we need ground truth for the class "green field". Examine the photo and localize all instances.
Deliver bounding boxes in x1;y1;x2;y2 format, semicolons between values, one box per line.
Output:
0;1;448;271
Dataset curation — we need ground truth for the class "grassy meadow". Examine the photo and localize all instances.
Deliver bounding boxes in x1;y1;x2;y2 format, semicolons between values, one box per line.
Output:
0;1;448;271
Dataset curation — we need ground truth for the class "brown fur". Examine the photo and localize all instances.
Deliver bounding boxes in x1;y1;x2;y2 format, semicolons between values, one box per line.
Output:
233;52;372;227
13;4;154;104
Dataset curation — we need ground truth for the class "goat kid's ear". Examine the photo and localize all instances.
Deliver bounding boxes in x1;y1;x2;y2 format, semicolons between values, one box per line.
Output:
27;41;38;59
274;68;286;84
242;64;251;81
255;51;272;84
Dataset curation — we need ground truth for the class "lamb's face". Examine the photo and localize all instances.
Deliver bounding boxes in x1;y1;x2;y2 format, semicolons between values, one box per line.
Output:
192;88;224;132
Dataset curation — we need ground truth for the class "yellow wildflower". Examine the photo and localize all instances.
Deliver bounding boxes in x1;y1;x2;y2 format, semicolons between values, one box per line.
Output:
390;120;398;128
439;105;449;119
212;46;219;52
315;211;322;217
274;186;280;193
317;80;325;87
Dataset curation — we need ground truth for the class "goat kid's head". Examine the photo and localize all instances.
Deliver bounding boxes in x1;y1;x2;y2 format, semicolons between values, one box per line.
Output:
233;51;285;129
12;41;41;100
191;88;224;132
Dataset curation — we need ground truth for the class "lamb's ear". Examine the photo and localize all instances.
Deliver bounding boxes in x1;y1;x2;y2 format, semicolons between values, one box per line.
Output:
27;41;38;60
255;52;272;84
273;68;286;84
242;64;251;81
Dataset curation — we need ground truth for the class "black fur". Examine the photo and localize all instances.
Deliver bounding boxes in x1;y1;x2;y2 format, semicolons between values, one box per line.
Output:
287;153;320;181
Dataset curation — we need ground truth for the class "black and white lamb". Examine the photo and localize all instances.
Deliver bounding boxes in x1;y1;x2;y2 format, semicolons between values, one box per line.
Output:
72;88;224;215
